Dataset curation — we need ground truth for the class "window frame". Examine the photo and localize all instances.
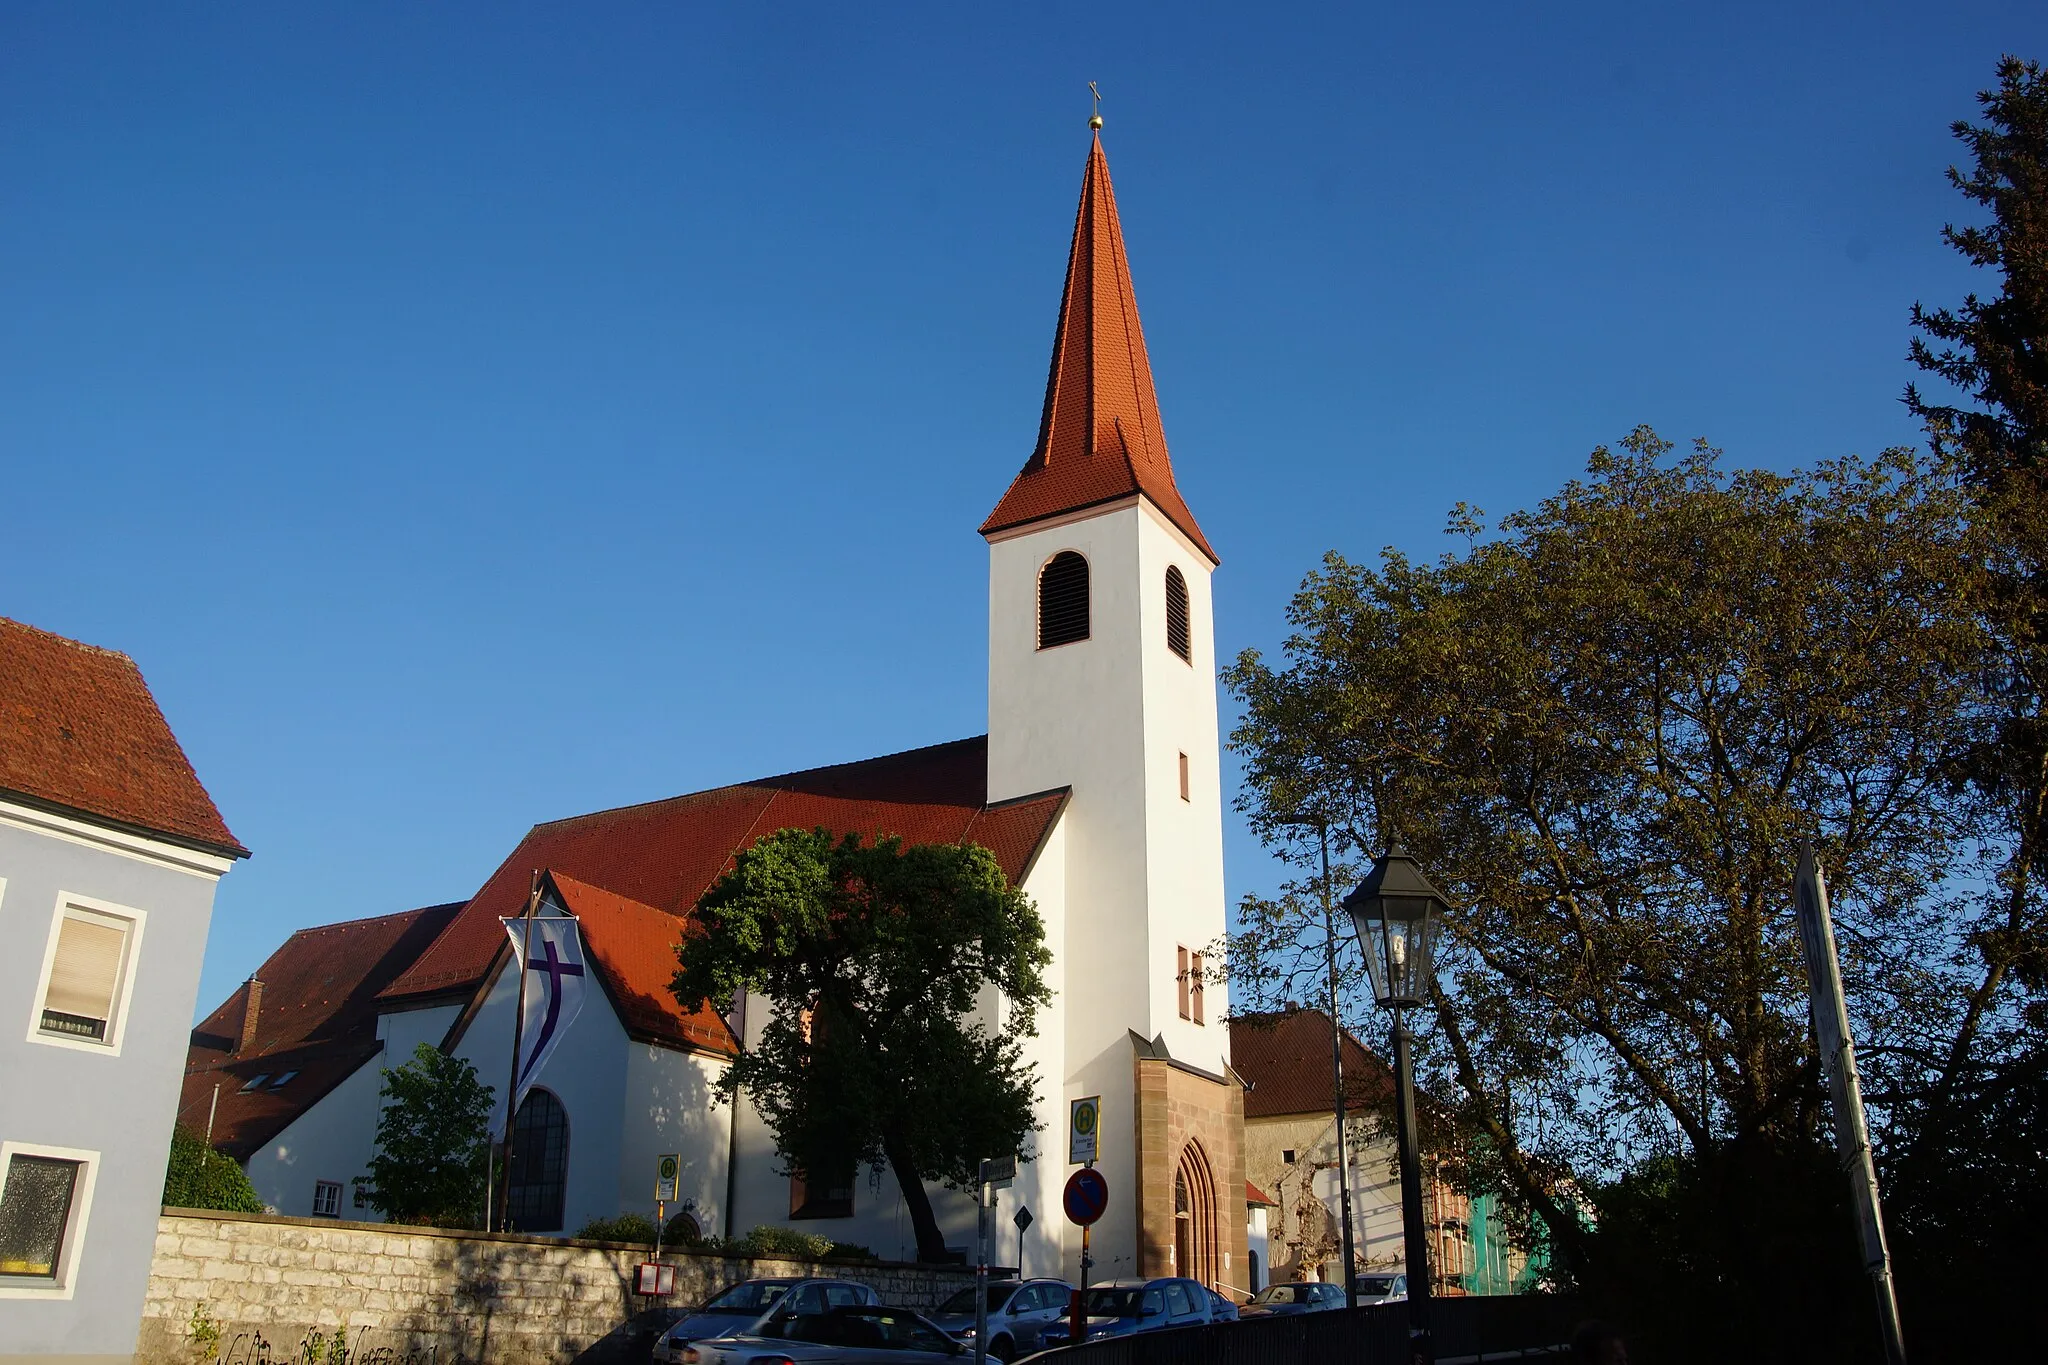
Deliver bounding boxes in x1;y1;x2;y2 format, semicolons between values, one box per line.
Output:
1178;752;1190;802
1176;946;1191;1020
25;892;147;1056
311;1181;343;1218
0;1142;98;1300
1190;951;1206;1025
1036;550;1092;651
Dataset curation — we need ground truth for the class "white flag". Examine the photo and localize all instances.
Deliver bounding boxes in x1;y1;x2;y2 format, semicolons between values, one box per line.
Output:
503;913;587;1114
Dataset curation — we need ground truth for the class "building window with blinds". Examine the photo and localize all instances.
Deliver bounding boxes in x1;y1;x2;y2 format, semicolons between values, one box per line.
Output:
1038;551;1090;649
34;902;142;1050
0;1146;93;1292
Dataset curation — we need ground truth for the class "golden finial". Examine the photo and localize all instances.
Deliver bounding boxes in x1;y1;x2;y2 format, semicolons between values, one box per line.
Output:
1088;82;1103;131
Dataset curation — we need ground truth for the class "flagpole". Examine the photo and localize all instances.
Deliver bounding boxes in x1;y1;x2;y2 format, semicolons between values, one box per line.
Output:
495;870;543;1233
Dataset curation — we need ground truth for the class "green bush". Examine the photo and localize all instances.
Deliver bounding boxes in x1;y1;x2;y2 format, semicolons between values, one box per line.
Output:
576;1213;659;1245
162;1126;263;1213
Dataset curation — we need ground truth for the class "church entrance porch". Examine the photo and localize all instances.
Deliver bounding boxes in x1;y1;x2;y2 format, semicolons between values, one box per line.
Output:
1132;1037;1248;1296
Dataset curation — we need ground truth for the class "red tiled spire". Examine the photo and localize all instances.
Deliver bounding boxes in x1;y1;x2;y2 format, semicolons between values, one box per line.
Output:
981;133;1217;563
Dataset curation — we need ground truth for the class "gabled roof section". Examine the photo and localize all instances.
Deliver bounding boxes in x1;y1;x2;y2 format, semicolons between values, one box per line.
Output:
981;133;1217;564
545;871;737;1056
0;616;246;856
179;901;463;1160
1230;1007;1393;1120
381;736;1068;1005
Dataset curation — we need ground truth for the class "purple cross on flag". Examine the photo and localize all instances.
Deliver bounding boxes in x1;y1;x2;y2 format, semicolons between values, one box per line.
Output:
503;912;587;1114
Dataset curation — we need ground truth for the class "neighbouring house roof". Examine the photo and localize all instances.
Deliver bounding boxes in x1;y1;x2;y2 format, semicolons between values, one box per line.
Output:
380;737;1068;1007
542;871;737;1055
0;615;246;857
1247;1179;1278;1208
179;902;464;1160
1230;1008;1393;1120
980;133;1217;564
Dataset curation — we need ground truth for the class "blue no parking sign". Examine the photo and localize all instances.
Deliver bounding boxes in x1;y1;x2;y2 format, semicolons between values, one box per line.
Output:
1063;1167;1109;1226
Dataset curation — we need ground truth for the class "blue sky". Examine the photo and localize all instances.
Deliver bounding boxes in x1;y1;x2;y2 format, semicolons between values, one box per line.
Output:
3;3;2040;1020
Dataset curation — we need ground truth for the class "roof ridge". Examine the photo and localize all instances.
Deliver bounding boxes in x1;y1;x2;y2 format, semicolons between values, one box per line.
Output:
0;615;139;666
275;901;465;941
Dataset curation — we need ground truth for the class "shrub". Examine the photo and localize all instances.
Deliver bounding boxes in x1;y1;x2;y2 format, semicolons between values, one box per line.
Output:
162;1126;262;1213
576;1213;659;1245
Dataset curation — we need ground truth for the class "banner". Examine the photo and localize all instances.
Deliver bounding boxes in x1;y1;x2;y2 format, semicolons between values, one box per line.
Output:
502;911;587;1115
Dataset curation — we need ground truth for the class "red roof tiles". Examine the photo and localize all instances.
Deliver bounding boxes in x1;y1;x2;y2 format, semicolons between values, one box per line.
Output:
179;902;464;1159
381;737;1067;1006
0;616;245;856
545;872;737;1055
1230;1008;1392;1120
981;134;1217;564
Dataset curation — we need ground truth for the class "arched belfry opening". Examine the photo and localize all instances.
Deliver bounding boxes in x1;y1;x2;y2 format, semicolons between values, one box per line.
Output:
1038;551;1090;649
1174;1138;1220;1289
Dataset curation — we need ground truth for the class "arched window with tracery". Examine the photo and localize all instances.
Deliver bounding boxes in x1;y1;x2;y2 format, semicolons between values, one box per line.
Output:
505;1087;569;1232
1165;565;1191;662
1038;552;1090;649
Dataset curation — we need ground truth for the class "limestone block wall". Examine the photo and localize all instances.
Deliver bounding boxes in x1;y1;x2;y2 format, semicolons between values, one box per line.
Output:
137;1209;979;1365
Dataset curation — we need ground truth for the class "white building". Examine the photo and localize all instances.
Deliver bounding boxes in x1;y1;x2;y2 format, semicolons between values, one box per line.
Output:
185;126;1249;1290
0;616;248;1365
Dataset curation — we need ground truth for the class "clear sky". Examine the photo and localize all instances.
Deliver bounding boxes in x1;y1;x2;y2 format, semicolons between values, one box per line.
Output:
3;3;2041;1021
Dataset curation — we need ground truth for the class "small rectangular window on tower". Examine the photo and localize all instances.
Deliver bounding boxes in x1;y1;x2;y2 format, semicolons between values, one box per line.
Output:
1176;946;1191;1020
1179;752;1190;802
1191;951;1206;1025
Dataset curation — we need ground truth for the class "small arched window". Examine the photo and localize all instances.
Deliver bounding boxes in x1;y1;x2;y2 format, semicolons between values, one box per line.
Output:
505;1087;569;1232
1165;566;1191;662
1038;551;1090;649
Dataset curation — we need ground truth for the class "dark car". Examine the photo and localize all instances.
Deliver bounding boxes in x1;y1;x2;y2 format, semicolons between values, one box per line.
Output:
653;1279;882;1364
1239;1282;1347;1317
926;1278;1074;1361
688;1306;965;1365
1038;1278;1221;1345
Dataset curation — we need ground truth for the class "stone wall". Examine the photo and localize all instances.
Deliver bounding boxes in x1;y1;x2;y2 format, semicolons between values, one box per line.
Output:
138;1209;980;1365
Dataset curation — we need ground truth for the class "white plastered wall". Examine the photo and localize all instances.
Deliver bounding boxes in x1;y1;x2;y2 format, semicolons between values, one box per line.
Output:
986;496;1232;1283
618;1043;731;1236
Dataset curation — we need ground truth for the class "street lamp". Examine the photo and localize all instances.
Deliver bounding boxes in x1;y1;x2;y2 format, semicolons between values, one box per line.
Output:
1343;844;1449;1365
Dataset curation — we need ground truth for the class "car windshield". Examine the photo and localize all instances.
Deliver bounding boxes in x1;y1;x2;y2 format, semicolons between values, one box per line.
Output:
1354;1278;1396;1294
1252;1285;1310;1304
938;1284;1019;1315
701;1282;791;1313
1081;1287;1151;1317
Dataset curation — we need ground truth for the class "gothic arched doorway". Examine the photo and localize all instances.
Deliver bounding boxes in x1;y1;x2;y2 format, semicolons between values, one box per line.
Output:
1173;1139;1219;1289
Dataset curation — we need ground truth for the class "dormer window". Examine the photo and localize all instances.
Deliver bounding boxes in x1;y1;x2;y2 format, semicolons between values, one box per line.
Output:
1165;566;1191;662
1038;551;1090;649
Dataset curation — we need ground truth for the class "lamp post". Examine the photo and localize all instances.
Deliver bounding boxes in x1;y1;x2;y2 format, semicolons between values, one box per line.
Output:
1343;844;1448;1365
1316;825;1359;1301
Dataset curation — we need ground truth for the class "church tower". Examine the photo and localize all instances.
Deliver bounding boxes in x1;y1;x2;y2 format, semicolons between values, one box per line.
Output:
984;128;1246;1288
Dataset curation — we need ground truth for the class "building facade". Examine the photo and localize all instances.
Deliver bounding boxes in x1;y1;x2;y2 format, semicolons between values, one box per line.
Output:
0;618;247;1365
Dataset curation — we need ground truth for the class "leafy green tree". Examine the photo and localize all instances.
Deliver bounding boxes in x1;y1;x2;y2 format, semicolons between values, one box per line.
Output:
358;1043;495;1227
672;828;1051;1263
1224;432;1995;1357
161;1125;263;1213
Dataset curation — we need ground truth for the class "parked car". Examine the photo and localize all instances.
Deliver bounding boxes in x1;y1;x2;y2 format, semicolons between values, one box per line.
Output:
1239;1282;1348;1317
1350;1273;1407;1306
685;1306;965;1365
1037;1278;1223;1346
926;1278;1075;1361
652;1279;883;1364
1203;1288;1240;1323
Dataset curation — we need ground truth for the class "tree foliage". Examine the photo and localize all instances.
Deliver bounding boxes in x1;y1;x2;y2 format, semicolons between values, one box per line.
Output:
357;1043;495;1228
1224;431;2003;1357
672;828;1050;1263
161;1125;263;1213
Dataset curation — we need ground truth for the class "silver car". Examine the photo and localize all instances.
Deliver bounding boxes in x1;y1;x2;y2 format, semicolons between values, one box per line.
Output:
926;1278;1074;1361
653;1279;883;1365
1351;1272;1408;1306
686;1306;965;1365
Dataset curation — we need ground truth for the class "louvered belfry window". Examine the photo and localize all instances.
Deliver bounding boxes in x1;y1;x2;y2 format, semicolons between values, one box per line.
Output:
39;911;130;1043
1165;565;1191;662
1039;551;1090;649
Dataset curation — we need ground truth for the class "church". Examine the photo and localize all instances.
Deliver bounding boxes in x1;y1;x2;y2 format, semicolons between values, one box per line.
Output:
180;125;1252;1292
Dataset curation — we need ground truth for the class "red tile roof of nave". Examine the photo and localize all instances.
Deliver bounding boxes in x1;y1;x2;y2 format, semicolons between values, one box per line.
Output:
546;872;738;1055
380;736;1068;1004
1230;1008;1393;1120
179;901;464;1159
980;133;1218;564
0;616;246;856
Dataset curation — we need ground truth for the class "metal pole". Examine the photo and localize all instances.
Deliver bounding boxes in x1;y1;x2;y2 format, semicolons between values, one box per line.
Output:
1320;826;1358;1301
205;1082;220;1148
974;1183;990;1365
1391;1006;1433;1365
495;872;543;1233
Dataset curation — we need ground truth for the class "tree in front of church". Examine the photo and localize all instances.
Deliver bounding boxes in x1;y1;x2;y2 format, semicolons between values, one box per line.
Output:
356;1043;496;1227
674;828;1051;1264
161;1125;263;1213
